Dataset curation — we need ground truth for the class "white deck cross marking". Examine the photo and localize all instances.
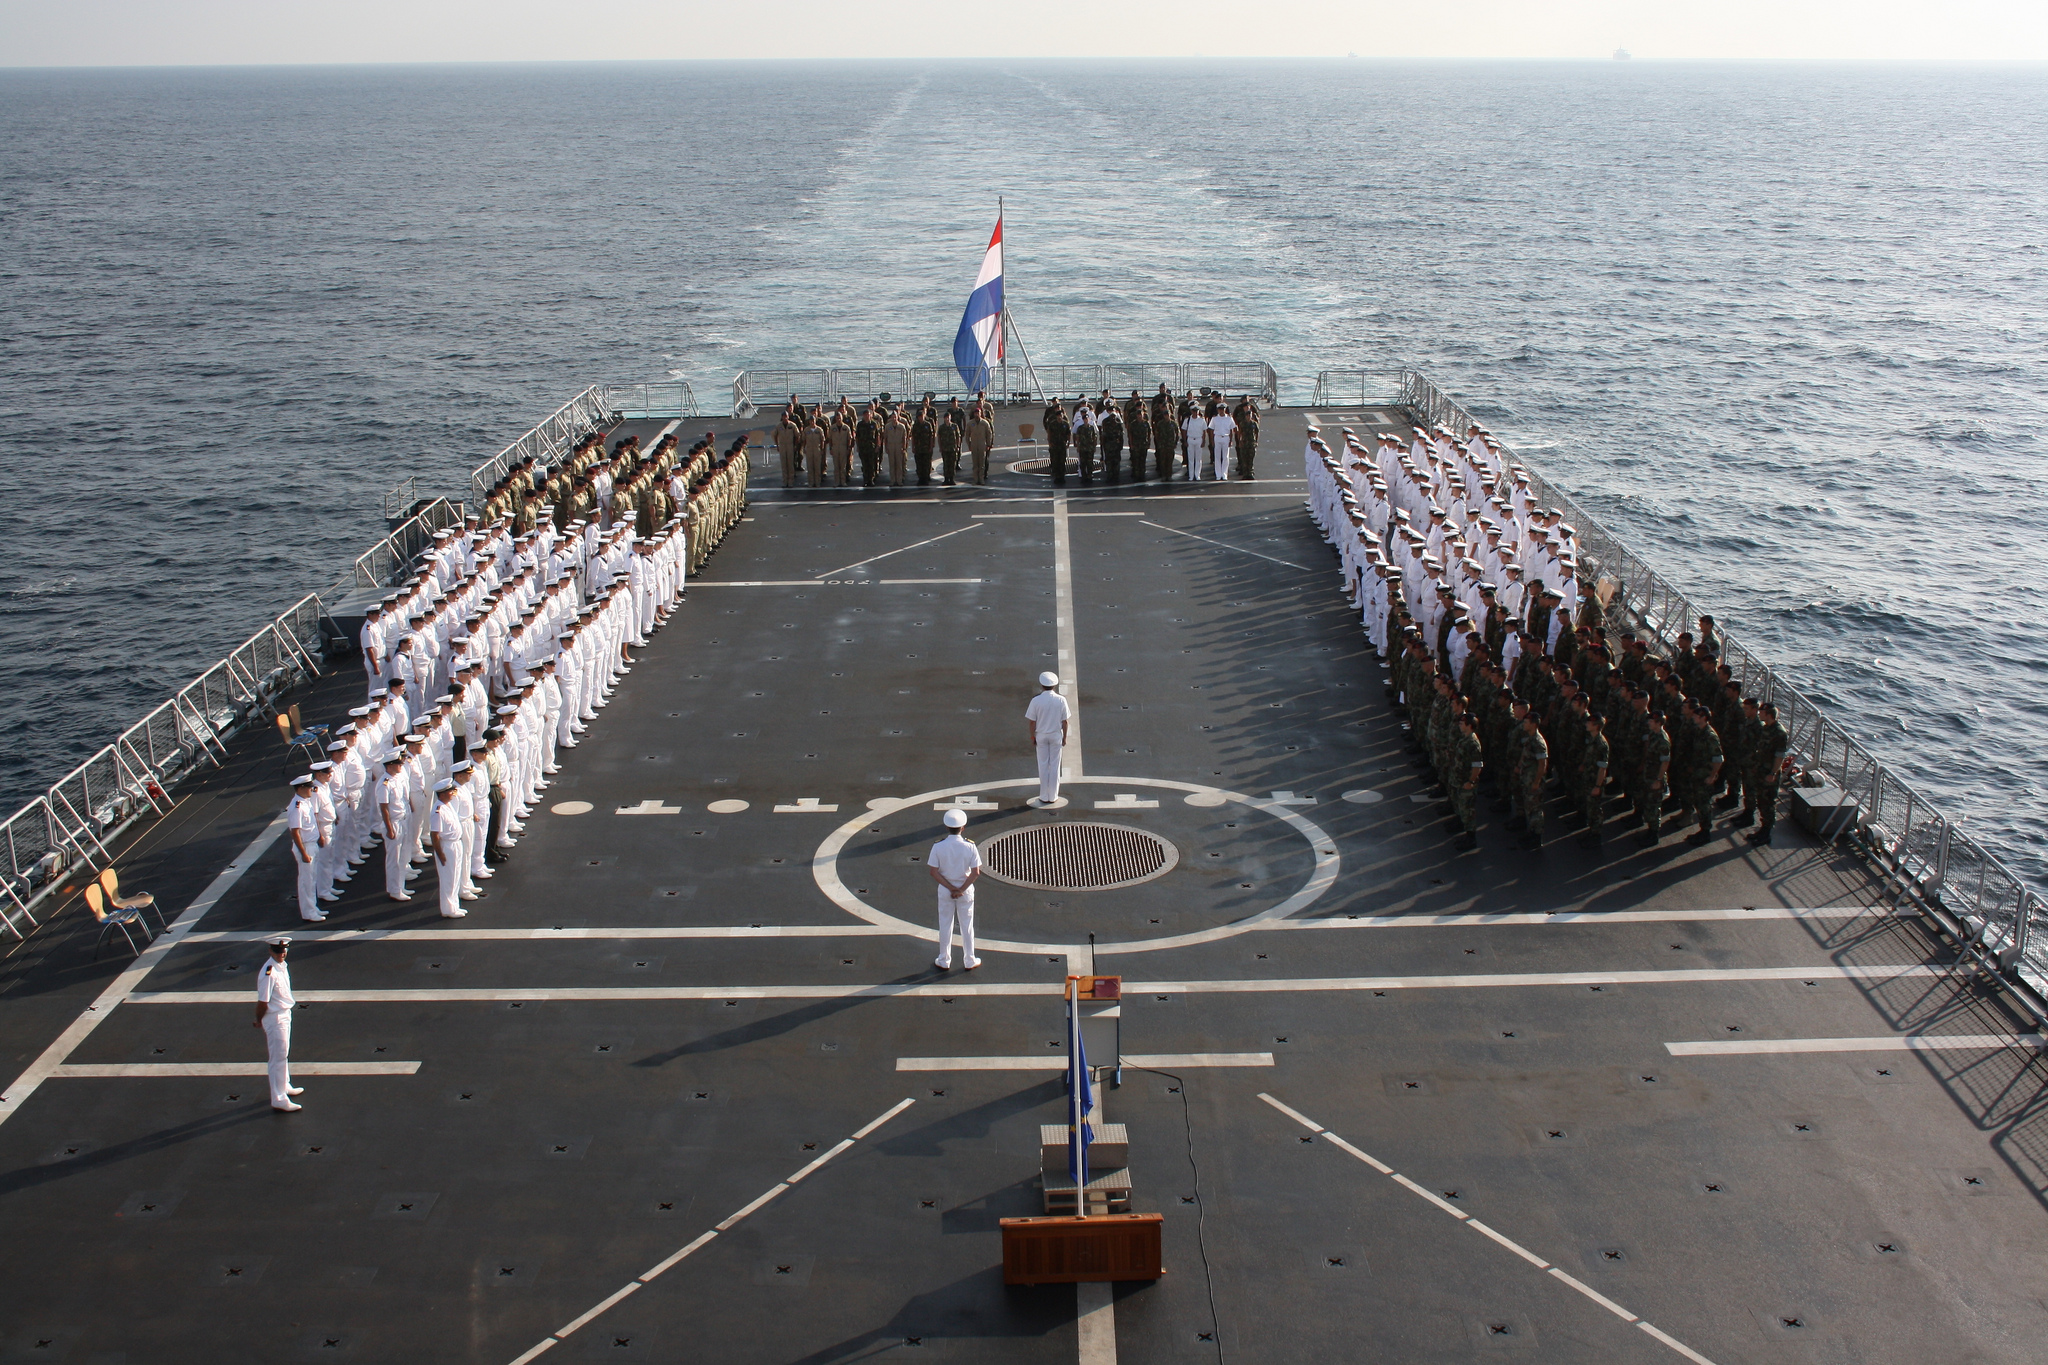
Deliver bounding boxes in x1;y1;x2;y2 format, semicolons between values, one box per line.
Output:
933;795;999;811
615;800;682;815
1258;1094;1723;1365
774;798;840;813
1094;794;1160;809
1268;791;1318;806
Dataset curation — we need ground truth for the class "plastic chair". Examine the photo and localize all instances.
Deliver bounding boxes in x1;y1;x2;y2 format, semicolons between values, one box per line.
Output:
97;868;166;934
83;884;145;960
277;703;327;776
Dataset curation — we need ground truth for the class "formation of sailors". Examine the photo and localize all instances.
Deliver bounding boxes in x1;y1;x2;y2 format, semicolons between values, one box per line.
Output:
1040;385;1261;485
281;428;749;924
767;384;1264;489
1306;420;1791;855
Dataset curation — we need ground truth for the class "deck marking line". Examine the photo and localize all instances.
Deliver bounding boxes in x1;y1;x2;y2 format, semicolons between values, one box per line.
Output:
690;578;985;587
187;925;901;943
897;1052;1272;1071
508;1097;915;1364
1051;492;1084;779
1266;906;1896;931
1320;1132;1393;1174
1637;1321;1721;1365
50;1061;420;1078
1466;1219;1552;1270
1077;1279;1117;1365
1666;1033;2045;1056
0;809;290;1128
1547;1267;1640;1322
814;523;982;578
972;511;1145;518
1138;519;1310;570
130;965;1951;1007
1257;1093;1721;1365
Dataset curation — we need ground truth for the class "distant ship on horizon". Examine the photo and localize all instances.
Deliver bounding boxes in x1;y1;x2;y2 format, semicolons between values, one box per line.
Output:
1614;47;1632;59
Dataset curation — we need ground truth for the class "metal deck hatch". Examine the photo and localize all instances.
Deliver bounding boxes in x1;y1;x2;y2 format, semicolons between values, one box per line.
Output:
980;822;1177;892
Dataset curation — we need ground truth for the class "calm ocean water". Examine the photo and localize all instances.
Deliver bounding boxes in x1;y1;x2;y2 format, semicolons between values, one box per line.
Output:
1;60;2042;888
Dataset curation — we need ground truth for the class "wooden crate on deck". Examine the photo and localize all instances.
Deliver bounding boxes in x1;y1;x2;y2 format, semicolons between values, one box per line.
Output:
999;1213;1163;1284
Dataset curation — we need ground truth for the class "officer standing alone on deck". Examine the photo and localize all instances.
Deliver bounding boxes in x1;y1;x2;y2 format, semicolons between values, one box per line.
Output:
252;935;303;1112
929;809;982;971
1026;671;1071;807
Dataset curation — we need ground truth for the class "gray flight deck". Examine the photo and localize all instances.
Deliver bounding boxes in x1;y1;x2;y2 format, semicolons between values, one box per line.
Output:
2;405;2045;1364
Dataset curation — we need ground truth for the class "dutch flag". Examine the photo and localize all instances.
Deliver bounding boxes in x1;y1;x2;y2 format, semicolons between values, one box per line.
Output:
952;214;1004;393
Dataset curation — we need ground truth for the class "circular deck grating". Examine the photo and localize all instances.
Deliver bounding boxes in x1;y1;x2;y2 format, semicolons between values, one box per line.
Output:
980;822;1178;892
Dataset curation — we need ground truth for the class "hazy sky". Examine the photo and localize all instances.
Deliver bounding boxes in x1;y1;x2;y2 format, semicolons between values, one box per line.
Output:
3;0;2044;66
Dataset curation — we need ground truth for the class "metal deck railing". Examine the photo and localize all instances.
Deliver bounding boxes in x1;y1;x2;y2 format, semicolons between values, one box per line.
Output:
0;594;329;938
731;362;1281;419
466;384;617;506
1313;366;2046;1005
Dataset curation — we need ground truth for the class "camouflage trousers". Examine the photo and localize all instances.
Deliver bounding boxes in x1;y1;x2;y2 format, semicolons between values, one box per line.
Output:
1634;781;1666;835
1517;778;1545;839
1451;783;1477;834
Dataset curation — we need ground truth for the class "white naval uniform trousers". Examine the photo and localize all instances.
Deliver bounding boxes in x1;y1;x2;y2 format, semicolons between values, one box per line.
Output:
1208;416;1234;481
257;957;294;1107
1182;416;1206;478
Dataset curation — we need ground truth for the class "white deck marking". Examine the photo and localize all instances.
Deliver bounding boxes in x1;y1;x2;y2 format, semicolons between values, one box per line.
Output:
1138;519;1311;570
505;1097;915;1365
1267;790;1317;806
1262;905;1900;932
1094;794;1159;810
813;523;983;578
1666;1033;2046;1057
773;798;840;813
615;800;681;815
0;809;290;1129
50;1061;421;1078
1052;492;1084;780
1257;1093;1722;1365
972;511;1145;518
691;578;986;587
815;777;1341;955
189;925;904;943
131;965;1949;1007
896;1052;1273;1071
1077;1280;1117;1365
933;795;1000;810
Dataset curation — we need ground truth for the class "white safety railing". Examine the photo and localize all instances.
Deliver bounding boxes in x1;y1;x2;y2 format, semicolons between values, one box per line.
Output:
733;361;1279;417
467;384;616;505
349;498;466;593
1392;367;2045;1002
1311;370;1412;408
609;380;701;420
0;594;329;937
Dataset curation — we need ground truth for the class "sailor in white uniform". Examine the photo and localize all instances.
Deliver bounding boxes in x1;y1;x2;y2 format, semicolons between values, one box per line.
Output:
1206;407;1235;481
376;751;412;902
286;775;324;922
1025;671;1071;808
928;809;982;971
253;935;303;1111
428;779;468;919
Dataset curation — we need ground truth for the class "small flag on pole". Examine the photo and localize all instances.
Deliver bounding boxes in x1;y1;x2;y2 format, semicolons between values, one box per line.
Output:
1066;976;1095;1195
952;213;1004;393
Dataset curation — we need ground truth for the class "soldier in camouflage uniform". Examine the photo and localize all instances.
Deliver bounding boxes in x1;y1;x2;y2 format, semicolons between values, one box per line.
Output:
1727;697;1761;827
1576;712;1610;849
1682;701;1724;845
1635;710;1672;846
1515;709;1549;849
1450;712;1484;852
1744;702;1790;846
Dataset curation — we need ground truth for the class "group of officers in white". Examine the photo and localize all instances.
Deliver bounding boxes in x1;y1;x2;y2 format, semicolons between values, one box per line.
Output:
1305;420;1587;662
271;507;692;1110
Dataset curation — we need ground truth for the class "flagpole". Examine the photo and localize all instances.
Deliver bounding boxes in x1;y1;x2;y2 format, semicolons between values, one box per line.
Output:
997;196;1007;404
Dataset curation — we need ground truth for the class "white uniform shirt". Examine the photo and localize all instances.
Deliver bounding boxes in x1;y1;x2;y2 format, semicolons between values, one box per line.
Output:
256;956;294;1010
1025;691;1070;741
927;833;982;893
288;795;318;859
1207;413;1234;453
429;800;461;845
